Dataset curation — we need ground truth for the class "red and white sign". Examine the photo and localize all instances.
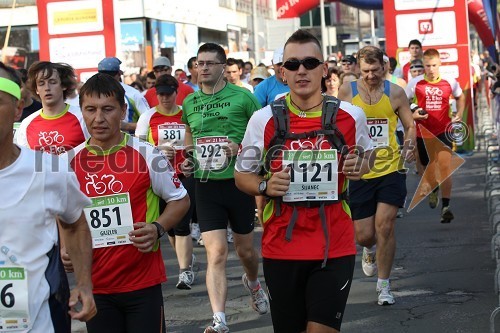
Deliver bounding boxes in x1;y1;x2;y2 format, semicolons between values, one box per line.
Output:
37;0;119;81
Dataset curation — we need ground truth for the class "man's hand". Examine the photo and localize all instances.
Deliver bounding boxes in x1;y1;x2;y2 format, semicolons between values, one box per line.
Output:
60;246;74;273
69;285;96;322
451;115;462;123
412;109;429;120
158;144;175;160
266;166;291;197
401;140;416;163
129;222;158;253
223;140;239;157
180;158;194;177
342;152;371;180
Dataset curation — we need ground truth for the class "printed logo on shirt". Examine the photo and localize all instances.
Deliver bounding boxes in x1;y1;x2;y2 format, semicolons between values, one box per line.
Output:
38;131;66;154
85;173;124;195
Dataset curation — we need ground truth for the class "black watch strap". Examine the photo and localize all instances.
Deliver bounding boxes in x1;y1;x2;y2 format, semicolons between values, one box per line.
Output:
152;222;165;239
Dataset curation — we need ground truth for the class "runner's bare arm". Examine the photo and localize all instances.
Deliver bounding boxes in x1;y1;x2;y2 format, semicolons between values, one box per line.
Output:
337;81;354;102
453;93;466;122
59;213;96;322
393;86;416;162
235;168;291;197
129;195;190;253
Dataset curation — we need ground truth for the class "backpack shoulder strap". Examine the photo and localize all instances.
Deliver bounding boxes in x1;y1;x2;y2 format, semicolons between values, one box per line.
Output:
263;99;290;174
321;96;348;156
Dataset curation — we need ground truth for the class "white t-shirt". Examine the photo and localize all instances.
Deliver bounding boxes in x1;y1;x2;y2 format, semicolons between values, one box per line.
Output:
0;147;91;332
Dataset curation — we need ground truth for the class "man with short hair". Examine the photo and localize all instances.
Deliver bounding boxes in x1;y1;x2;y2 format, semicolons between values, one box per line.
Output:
182;42;268;333
338;45;416;306
402;39;423;82
235;29;374;332
242;61;253;83
225;58;254;92
15;61;89;154
253;48;289;107
341;55;357;74
406;48;465;223
144;56;195;107
144;71;156;90
68;73;190;333
0;61;96;332
97;57;150;132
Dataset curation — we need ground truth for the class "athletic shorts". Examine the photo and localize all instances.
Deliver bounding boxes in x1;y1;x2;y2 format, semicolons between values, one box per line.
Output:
165;175;195;237
195;178;255;234
263;256;355;333
417;133;453;166
86;284;165;333
349;171;407;220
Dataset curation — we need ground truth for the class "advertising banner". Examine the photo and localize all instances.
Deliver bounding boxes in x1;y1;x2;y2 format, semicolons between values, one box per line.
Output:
37;0;118;81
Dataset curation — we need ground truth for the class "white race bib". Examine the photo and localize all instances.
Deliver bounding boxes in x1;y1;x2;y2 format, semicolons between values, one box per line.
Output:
367;118;389;147
0;266;30;331
158;124;186;149
282;149;338;202
83;193;134;249
195;136;229;171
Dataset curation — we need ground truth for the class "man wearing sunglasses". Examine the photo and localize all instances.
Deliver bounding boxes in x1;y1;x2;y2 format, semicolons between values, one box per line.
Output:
235;29;374;333
338;46;415;306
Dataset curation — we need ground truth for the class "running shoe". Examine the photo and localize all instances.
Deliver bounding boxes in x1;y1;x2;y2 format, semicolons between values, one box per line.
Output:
440;206;454;224
176;270;195;290
227;227;234;243
362;247;377;277
204;314;229;333
242;273;269;315
428;188;439;209
377;280;395;306
396;209;404;218
191;223;201;241
197;235;204;246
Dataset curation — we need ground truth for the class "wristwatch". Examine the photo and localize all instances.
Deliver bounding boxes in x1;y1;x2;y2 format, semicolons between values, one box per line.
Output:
258;179;268;195
152;222;166;239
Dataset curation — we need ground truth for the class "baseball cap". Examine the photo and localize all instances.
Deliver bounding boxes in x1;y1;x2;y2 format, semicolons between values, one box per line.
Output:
272;47;284;65
98;57;122;72
410;59;424;70
383;55;390;63
250;67;270;81
156;83;177;95
328;55;337;62
153;57;172;68
342;55;357;64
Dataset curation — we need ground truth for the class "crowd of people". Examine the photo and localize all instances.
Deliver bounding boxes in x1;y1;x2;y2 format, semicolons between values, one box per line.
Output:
1;27;499;333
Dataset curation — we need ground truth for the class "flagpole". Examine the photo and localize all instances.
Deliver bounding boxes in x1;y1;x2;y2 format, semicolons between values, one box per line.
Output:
1;0;17;63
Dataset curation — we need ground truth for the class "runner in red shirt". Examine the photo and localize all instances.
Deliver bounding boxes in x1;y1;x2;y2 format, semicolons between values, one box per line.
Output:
406;48;465;223
402;39;423;82
235;29;374;333
14;61;89;154
67;73;189;333
135;74;197;290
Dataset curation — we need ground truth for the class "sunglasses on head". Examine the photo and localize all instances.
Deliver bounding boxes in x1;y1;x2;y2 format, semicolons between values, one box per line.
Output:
282;57;323;71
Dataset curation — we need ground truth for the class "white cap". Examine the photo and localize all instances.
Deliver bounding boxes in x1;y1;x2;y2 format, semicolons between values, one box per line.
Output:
383;55;389;63
272;47;284;65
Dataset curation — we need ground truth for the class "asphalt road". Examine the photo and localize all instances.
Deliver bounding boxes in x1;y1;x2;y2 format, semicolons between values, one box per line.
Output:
72;150;497;333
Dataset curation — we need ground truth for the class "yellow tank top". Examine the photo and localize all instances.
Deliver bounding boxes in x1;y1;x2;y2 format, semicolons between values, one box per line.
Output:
351;80;402;179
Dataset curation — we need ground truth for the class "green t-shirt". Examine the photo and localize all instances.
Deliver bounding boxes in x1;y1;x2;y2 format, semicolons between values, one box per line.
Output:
182;83;261;179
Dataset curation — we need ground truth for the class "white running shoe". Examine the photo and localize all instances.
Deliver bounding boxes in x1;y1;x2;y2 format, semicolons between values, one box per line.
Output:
242;273;269;315
362;247;377;277
176;270;195;290
226;227;234;243
204;314;230;333
197;235;204;246
377;280;395;306
191;223;201;241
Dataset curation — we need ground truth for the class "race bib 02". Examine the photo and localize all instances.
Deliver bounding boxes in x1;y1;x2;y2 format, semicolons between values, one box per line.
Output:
158;124;186;149
282;149;338;202
367;118;389;147
83;193;134;249
195;136;229;171
0;267;29;332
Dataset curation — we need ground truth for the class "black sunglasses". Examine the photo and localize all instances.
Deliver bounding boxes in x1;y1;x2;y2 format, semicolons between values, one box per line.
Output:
282;57;323;71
